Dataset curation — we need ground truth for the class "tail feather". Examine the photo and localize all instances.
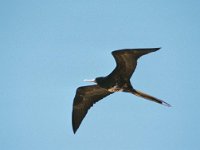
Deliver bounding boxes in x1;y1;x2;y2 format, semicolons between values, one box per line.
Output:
131;89;171;107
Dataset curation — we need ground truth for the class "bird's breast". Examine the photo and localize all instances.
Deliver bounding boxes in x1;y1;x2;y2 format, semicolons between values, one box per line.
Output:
108;85;123;92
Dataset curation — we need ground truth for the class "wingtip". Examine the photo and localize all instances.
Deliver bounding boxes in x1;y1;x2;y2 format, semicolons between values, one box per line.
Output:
72;126;78;134
73;129;77;134
153;47;161;51
72;114;78;134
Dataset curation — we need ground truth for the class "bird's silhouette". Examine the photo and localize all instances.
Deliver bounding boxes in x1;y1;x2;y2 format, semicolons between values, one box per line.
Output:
72;48;171;134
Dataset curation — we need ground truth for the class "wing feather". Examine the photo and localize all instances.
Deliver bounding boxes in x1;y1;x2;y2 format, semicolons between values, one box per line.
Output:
72;85;112;133
107;48;160;81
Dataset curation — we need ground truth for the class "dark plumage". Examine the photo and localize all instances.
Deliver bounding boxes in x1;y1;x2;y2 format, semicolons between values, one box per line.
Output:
72;48;171;134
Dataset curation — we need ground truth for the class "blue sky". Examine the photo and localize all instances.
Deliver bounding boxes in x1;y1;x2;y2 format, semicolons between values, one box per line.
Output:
1;0;200;149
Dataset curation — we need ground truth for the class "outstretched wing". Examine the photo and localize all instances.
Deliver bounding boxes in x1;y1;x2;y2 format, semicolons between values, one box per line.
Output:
107;48;160;81
72;85;112;133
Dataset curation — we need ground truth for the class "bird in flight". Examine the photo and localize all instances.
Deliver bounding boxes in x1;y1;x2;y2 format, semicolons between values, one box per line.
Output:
72;48;171;134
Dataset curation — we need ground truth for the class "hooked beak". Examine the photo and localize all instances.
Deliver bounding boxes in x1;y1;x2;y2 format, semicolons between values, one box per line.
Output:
83;79;96;83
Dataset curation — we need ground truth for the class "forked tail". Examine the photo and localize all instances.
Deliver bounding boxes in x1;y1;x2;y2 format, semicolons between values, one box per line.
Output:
131;89;171;107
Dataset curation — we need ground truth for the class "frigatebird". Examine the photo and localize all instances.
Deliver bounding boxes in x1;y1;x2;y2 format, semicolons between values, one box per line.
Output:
72;48;171;134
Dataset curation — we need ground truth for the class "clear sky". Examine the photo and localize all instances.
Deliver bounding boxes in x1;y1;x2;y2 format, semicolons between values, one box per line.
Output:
1;0;200;150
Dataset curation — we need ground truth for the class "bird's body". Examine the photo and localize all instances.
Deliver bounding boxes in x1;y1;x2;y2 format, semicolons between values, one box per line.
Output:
72;48;171;134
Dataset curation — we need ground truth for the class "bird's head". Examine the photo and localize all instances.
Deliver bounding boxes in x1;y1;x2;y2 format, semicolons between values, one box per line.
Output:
94;77;105;84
